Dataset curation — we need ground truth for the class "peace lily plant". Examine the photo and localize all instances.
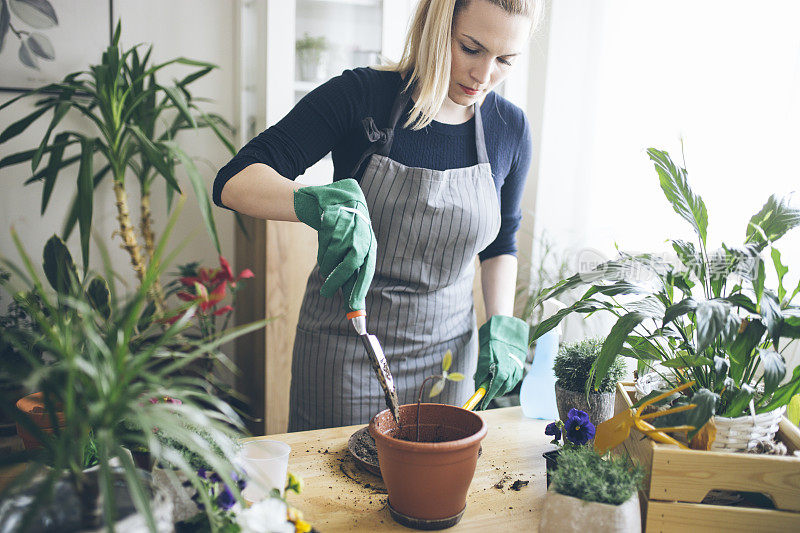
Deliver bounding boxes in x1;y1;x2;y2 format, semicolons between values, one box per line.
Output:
532;147;800;439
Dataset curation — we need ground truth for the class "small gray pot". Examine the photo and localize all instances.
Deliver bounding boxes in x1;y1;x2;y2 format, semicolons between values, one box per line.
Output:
555;383;615;425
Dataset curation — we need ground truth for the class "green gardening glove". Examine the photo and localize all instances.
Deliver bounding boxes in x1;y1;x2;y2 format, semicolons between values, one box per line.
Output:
474;315;528;410
294;178;377;311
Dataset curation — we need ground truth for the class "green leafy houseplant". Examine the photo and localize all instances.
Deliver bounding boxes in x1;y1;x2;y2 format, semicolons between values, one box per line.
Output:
0;21;236;309
532;147;800;436
550;446;644;506
0;201;265;531
553;338;626;394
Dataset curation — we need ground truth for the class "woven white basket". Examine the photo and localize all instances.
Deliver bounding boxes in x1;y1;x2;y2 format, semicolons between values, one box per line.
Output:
634;370;786;452
709;406;786;452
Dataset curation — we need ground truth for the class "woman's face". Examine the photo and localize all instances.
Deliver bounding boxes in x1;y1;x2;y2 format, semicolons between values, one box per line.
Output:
448;0;530;107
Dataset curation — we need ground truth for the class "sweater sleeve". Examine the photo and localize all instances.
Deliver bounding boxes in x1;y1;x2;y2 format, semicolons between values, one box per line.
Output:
212;70;368;209
478;113;532;261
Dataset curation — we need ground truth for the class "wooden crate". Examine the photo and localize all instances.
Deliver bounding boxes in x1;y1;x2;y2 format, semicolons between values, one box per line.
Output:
615;382;800;533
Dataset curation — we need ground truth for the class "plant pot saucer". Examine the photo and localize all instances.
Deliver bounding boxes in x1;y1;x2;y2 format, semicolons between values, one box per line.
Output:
348;426;382;476
348;425;484;478
389;502;465;530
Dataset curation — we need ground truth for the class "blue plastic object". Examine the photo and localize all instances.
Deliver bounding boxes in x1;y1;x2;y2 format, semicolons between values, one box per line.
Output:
520;328;559;420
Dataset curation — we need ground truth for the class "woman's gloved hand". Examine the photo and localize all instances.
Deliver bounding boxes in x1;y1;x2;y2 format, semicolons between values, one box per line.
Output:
294;178;376;311
474;315;529;409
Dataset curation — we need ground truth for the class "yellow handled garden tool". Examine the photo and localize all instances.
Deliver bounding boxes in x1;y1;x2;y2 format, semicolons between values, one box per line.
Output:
462;381;490;411
594;381;698;453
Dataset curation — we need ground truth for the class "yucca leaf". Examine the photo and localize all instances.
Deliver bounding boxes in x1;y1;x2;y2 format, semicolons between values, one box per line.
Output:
0;104;50;143
77;137;95;270
163;141;220;252
31;95;72;171
161;84;196;128
192;106;236;155
128;124;181;193
62;164;110;240
39;132;71;214
648;148;708;246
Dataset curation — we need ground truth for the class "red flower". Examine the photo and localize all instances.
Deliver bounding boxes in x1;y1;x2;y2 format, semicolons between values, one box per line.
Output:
215;255;254;288
213;305;233;316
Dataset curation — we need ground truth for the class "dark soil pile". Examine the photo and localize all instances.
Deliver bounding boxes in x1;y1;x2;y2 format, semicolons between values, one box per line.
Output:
352;427;379;465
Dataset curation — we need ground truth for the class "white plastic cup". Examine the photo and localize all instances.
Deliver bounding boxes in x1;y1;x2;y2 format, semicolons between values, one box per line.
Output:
238;439;291;503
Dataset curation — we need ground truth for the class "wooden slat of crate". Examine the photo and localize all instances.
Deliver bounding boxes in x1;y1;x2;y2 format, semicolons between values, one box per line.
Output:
650;446;800;511
646;501;800;533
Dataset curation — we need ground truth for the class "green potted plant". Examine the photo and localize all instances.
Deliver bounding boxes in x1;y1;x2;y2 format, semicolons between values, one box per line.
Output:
295;33;328;82
539;446;644;532
0;21;236;309
532;147;800;451
553;338;626;425
543;408;596;488
369;351;484;530
0;203;265;531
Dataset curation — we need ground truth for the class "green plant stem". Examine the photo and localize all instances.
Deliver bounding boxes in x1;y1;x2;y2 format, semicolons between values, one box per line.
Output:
415;376;438;442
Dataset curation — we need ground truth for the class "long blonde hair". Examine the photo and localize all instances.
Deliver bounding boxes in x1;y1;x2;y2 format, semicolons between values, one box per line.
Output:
382;0;544;130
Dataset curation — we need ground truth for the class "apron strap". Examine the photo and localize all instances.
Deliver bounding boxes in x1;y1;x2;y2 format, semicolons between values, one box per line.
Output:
350;80;490;175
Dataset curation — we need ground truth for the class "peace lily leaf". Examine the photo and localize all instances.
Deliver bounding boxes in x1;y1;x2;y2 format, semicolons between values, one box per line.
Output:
728;319;765;384
27;32;54;59
624;335;663;360
745;194;800;249
429;379;445;398
758;366;800;413
87;276;111;319
695;299;739;354
752;257;765;308
9;0;58;29
648;148;708;246
713;355;729;383
771;247;788;304
661;354;713;368
724;293;757;314
442;349;452;372
671;239;699;272
759;290;783;348
627;296;666;317
663;297;697;326
447;372;465;382
781;309;800;339
759;348;786;397
591;311;648;391
722;385;755;417
686;388;718;440
42;234;77;294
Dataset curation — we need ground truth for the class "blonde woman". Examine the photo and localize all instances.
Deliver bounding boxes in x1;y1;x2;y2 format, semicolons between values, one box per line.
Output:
215;0;543;431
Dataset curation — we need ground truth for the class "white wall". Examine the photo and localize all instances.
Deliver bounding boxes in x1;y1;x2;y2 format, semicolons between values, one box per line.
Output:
0;0;237;297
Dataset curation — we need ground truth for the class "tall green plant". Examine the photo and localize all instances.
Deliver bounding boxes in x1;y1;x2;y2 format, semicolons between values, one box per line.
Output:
0;200;265;532
0;21;233;303
532;147;800;424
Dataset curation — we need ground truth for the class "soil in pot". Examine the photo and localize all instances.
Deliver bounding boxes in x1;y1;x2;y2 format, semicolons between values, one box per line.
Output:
369;403;486;530
554;383;615;425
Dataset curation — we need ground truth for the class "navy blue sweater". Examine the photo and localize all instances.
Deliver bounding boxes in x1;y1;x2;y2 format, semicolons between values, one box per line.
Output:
213;67;532;260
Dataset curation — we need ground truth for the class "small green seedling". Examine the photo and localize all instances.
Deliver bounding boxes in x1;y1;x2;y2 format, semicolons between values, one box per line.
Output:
414;350;466;441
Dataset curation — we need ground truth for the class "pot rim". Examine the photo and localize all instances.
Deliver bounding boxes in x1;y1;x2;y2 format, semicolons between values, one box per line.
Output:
369;403;487;452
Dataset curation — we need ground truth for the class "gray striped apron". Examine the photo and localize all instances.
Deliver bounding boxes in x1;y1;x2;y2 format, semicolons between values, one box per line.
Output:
288;87;501;431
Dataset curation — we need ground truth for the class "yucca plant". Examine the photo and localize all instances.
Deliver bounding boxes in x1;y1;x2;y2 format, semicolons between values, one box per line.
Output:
0;21;235;310
532;147;800;432
0;200;265;532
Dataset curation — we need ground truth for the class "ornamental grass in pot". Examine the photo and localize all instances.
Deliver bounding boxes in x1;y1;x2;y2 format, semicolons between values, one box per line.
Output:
533;147;800;451
368;352;486;530
539;446;644;533
553;338;626;425
0;206;265;531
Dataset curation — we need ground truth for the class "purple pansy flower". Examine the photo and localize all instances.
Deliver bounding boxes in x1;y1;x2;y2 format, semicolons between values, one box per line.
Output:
564;408;596;445
544;422;561;442
216;484;236;510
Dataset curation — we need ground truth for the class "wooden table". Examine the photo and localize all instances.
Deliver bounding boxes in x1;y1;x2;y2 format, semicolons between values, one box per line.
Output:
250;407;551;532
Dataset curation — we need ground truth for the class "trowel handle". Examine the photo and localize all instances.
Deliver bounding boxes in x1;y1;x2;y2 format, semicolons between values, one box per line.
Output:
463;381;490;411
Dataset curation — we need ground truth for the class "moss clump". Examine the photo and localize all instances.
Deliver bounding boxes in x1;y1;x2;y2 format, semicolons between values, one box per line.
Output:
553;338;626;393
551;446;644;505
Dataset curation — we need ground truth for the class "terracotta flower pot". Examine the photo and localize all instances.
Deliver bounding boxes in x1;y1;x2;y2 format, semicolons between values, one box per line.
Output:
15;392;65;450
369;403;487;530
539;490;641;533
